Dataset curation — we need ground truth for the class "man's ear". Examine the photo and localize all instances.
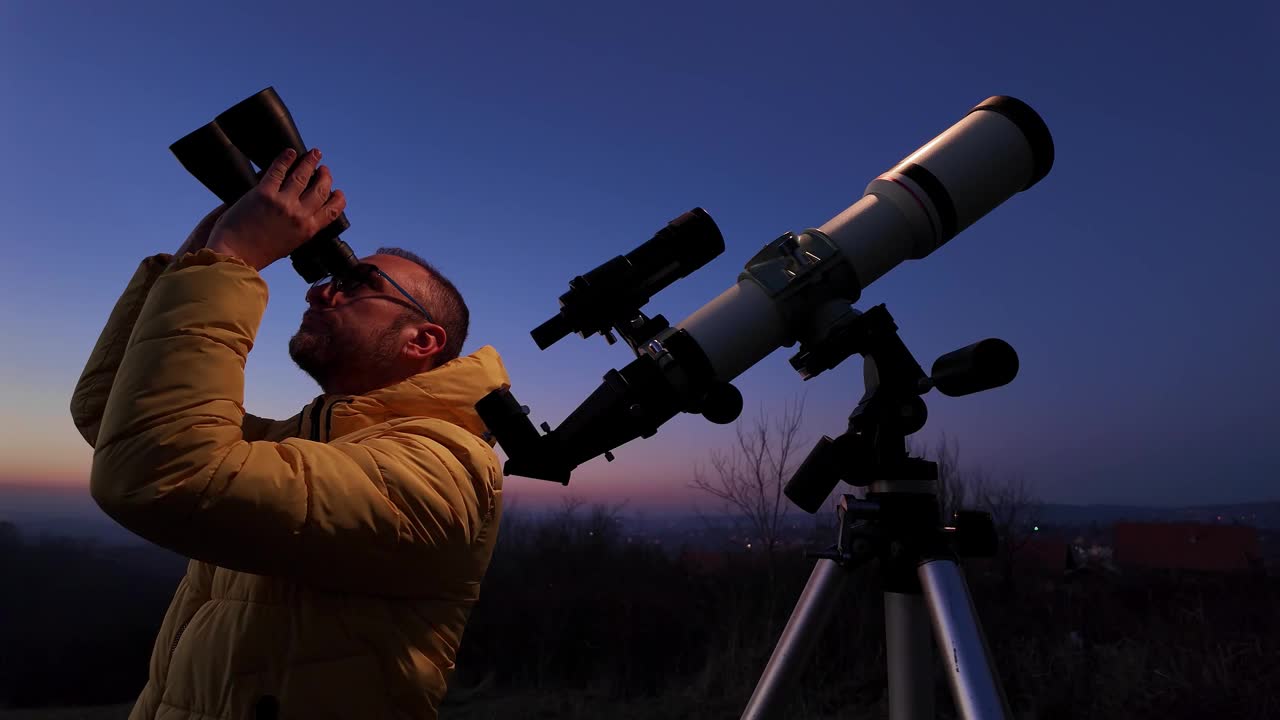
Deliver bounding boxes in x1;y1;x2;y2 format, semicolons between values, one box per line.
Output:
406;323;447;361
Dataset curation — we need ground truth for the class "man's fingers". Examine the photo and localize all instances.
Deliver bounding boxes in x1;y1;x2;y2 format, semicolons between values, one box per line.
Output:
318;188;346;222
300;165;332;209
286;148;323;195
261;149;297;191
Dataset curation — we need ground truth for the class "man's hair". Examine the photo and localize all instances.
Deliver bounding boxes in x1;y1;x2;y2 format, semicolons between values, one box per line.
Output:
375;247;469;366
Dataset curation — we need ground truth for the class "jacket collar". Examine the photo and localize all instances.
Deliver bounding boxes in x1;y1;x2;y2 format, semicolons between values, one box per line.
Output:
300;345;510;444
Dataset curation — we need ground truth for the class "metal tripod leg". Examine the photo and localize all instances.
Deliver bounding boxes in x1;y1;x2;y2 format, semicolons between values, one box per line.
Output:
740;558;849;720
919;559;1010;719
885;592;935;720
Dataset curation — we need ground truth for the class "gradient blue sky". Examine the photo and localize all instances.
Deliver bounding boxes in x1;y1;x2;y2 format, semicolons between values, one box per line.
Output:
1;1;1276;511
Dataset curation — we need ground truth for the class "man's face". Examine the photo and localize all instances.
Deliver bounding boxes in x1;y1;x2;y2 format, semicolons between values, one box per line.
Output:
288;254;431;393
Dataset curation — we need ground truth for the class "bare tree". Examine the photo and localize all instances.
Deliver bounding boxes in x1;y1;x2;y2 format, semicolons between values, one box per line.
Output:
583;499;630;551
971;469;1041;593
690;396;807;589
908;435;1041;590
908;431;968;523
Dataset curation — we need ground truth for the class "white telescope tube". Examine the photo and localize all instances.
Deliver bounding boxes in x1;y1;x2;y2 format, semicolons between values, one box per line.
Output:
677;96;1052;383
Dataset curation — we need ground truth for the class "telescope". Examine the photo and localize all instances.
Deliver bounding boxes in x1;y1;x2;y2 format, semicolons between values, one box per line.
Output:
169;87;359;283
477;95;1053;485
477;94;1053;720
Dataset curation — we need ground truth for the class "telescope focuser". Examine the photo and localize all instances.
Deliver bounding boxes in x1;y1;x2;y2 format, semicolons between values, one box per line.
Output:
477;325;745;483
478;208;746;483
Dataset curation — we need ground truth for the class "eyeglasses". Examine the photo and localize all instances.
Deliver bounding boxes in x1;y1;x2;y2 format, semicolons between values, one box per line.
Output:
309;262;436;324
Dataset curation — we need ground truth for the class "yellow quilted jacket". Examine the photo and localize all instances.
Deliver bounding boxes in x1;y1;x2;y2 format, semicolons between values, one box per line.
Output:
69;249;509;719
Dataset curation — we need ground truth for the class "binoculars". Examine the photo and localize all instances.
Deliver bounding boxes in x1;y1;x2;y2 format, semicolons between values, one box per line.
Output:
170;87;358;283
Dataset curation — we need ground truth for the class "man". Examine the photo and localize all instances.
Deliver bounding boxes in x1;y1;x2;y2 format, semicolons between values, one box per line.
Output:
70;148;510;719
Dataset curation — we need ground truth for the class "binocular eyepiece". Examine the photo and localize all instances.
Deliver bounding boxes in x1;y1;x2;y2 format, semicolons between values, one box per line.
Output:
170;87;358;283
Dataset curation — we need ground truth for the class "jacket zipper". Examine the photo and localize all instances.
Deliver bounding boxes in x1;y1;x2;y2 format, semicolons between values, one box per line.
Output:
308;399;325;441
169;616;192;661
316;399;351;442
322;399;346;441
305;396;352;442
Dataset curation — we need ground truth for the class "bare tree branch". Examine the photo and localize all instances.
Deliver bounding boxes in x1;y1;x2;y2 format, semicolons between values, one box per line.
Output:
908;431;968;522
972;469;1041;592
906;436;1042;592
689;396;807;559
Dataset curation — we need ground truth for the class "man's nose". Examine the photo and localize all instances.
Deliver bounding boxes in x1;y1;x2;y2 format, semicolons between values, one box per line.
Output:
306;281;338;307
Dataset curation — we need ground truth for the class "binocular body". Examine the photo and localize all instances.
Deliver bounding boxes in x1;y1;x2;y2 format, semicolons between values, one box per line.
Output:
170;87;357;282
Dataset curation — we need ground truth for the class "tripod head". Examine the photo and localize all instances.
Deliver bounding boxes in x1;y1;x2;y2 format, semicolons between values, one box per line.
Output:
169;87;359;283
785;303;1018;512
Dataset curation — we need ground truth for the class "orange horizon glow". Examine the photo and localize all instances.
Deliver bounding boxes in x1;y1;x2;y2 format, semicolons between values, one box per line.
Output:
0;474;92;490
1;467;721;512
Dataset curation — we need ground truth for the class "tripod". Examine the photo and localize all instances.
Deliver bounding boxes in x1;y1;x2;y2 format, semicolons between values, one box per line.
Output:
742;304;1016;720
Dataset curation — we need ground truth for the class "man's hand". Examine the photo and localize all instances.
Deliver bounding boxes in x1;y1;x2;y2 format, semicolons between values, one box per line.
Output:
207;148;347;271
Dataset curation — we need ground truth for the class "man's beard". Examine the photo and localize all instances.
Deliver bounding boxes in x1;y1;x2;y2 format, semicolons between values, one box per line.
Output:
288;321;404;394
